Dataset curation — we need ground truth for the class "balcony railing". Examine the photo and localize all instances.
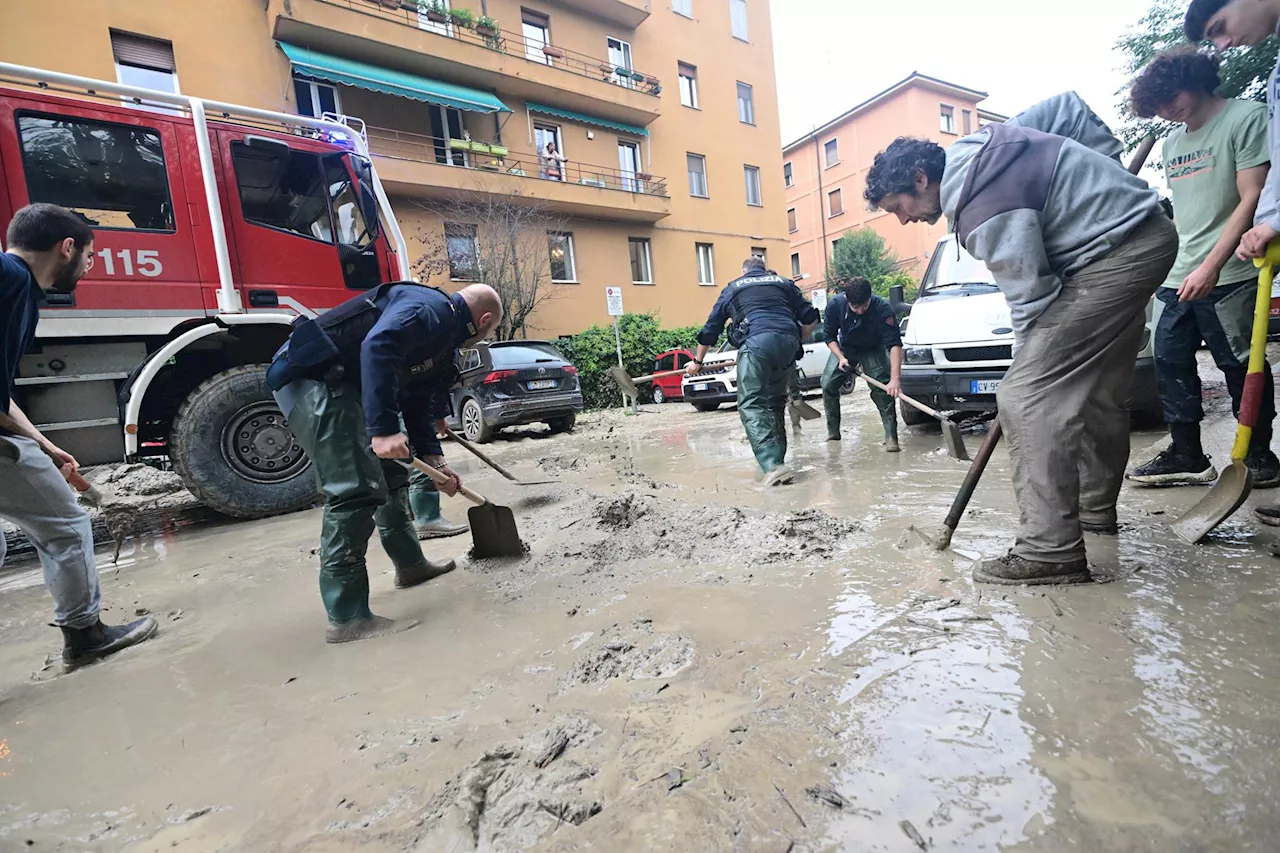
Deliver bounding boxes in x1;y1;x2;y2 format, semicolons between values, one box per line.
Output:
367;126;668;197
314;0;662;95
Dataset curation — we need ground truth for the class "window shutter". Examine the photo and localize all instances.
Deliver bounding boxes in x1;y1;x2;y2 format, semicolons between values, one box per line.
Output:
111;31;176;72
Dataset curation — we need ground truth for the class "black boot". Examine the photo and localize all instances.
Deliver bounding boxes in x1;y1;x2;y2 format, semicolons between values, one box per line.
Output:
61;616;159;669
395;557;457;589
1245;445;1280;489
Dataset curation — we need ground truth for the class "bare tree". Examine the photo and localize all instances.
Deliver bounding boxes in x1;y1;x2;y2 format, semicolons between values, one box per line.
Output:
412;180;570;341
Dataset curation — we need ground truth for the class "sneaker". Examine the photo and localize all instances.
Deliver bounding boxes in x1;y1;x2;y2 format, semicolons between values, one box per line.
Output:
973;553;1091;586
61;616;159;669
763;465;795;487
1256;506;1280;527
1126;447;1215;486
414;517;469;540
1245;449;1280;489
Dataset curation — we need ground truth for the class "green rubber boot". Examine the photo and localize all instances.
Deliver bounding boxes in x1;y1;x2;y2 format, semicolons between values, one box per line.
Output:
380;465;456;588
408;480;469;540
882;412;900;453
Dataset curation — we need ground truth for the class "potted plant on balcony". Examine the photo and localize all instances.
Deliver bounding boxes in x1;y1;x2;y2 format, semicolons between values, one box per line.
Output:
448;7;476;29
541;44;565;60
475;14;499;37
629;70;647;83
419;0;448;24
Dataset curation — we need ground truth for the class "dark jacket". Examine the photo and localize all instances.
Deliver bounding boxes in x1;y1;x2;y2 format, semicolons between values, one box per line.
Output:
271;285;476;457
0;253;44;435
824;293;902;352
697;269;819;347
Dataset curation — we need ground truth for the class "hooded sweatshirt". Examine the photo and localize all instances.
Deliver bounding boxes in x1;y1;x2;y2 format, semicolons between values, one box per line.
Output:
940;92;1164;338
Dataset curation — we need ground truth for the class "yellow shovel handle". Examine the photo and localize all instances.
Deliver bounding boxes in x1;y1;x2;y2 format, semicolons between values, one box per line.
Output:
1233;244;1280;459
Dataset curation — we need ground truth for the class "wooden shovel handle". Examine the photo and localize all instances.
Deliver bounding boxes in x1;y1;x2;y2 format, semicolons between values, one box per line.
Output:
445;428;515;480
943;419;1002;531
407;457;487;506
635;361;737;384
855;370;945;419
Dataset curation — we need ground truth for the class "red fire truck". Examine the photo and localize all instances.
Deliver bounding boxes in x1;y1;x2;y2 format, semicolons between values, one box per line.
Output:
0;62;412;518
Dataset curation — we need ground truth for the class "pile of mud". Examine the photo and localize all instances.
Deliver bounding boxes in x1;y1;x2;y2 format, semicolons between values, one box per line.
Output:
560;617;695;693
86;463;187;499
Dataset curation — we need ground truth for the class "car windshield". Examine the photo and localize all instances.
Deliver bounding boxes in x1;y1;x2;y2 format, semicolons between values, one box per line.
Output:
921;240;997;295
489;344;567;366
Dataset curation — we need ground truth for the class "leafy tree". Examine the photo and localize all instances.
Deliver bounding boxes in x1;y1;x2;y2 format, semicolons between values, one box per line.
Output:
827;228;899;286
555;313;704;409
1115;0;1278;149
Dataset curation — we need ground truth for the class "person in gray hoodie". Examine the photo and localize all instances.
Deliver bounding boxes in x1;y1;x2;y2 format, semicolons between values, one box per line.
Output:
863;93;1177;585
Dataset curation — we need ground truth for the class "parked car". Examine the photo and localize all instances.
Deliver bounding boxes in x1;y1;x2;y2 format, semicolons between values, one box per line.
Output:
651;348;694;403
897;234;1161;426
681;339;833;412
444;341;584;442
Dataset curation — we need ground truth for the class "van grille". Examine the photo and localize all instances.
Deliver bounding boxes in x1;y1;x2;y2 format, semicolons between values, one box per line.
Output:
944;345;1012;362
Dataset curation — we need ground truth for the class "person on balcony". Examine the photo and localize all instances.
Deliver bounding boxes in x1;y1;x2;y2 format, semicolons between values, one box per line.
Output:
541;141;567;181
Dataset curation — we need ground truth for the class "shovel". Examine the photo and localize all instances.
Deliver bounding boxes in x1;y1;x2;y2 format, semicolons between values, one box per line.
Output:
444;428;556;486
401;457;524;558
608;362;735;399
855;370;969;460
39;443;106;507
910;419;1002;550
1172;244;1279;544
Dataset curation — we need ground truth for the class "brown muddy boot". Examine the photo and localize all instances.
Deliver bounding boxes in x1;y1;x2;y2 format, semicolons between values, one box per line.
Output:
325;614;419;644
973;553;1091;586
394;558;457;589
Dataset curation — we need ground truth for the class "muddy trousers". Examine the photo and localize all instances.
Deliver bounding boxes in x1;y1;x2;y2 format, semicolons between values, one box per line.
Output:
736;332;799;473
278;378;431;624
997;214;1178;564
1154;279;1275;450
821;348;895;437
0;434;100;629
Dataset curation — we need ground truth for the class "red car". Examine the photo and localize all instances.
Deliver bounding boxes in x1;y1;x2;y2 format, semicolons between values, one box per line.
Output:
651;349;694;403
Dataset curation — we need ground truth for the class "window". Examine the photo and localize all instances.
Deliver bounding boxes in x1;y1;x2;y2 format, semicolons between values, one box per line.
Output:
657;353;676;371
730;0;749;40
629;237;653;284
445;222;479;280
687;153;708;198
522;9;551;64
619;140;641;192
418;0;452;35
751;247;767;264
111;31;179;101
293;77;340;119
790;252;801;277
787;207;798;233
673;0;692;16
460;348;483;372
696;242;715;285
823;138;839;168
744;165;762;206
736;82;755;124
607;37;634;88
231;142;332;242
783;161;793;188
325;159;371;247
962;109;973;135
18;113;175;231
549;231;577;281
828;188;843;217
678;62;699;108
940;104;956;134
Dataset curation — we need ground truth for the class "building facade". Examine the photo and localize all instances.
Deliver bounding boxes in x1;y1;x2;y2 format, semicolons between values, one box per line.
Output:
1;0;789;337
782;73;1005;295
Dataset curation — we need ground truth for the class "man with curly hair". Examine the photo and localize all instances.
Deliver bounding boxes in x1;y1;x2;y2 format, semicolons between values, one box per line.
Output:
863;94;1177;585
1126;47;1275;488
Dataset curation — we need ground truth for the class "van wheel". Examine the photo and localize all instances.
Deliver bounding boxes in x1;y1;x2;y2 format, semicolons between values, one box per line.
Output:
899;400;936;428
461;398;495;443
169;365;317;519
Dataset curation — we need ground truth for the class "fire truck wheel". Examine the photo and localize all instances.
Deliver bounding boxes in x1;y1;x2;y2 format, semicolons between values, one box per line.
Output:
170;365;318;519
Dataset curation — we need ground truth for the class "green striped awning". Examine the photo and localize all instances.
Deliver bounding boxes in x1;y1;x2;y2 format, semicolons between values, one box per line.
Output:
524;102;648;137
278;42;510;114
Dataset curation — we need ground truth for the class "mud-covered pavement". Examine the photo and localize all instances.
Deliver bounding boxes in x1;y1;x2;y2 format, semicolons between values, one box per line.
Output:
3;370;1280;852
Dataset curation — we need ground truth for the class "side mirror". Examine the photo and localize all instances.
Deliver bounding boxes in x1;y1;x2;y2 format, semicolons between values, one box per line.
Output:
889;283;912;316
348;154;381;240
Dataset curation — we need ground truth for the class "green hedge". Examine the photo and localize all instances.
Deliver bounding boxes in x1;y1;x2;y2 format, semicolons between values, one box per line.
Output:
555;313;708;409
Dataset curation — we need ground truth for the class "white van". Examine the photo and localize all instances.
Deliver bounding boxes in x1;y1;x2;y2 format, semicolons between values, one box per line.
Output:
895;235;1161;427
682;340;830;412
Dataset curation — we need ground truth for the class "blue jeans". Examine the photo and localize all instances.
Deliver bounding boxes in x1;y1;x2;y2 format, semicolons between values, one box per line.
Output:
0;434;101;628
1155;280;1274;448
737;332;799;472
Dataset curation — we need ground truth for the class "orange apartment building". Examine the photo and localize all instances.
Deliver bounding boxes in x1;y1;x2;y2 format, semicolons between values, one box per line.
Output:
782;73;1006;296
1;0;790;337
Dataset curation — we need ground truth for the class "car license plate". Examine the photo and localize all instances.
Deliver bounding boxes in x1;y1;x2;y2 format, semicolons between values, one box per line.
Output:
527;379;557;390
693;383;709;392
971;379;1001;394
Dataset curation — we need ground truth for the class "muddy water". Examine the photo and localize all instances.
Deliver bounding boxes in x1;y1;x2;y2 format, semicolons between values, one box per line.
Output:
2;383;1279;852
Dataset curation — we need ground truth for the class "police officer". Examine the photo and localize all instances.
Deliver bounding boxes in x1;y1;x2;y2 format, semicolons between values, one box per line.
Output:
268;282;502;643
821;276;903;450
687;256;820;486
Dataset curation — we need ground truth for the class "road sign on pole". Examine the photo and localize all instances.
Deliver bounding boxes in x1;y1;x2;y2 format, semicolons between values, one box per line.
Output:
606;286;624;316
811;288;828;310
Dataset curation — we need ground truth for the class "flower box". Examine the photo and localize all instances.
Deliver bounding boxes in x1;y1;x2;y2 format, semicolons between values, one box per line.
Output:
541;45;565;60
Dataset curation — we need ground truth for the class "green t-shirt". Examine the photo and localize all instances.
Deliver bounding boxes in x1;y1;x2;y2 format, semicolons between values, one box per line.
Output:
1163;99;1270;288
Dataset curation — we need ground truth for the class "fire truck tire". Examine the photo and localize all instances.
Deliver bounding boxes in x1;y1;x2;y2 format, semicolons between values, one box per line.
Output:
170;365;318;519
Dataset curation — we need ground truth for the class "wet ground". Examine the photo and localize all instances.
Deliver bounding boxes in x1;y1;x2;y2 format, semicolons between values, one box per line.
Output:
2;364;1279;852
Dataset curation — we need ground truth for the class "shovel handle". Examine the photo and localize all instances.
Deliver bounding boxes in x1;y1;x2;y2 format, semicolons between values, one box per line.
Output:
37;442;102;504
405;457;488;507
943;419;1002;531
854;370;944;419
635;361;737;384
445;428;516;481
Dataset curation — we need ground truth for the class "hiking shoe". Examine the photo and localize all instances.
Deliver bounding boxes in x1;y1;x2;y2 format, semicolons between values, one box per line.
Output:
1126;447;1215;486
325;615;418;644
763;465;795;487
414;517;468;540
1245;449;1280;489
61;616;159;669
973;553;1091;586
395;558;456;589
1256;505;1280;527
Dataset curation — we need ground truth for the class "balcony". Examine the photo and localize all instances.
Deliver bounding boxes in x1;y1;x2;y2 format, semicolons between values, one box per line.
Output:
367;126;670;223
553;0;651;27
270;0;662;128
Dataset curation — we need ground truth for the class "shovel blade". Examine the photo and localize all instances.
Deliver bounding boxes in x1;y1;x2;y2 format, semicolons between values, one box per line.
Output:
941;420;970;461
467;501;526;558
789;398;822;420
1172;461;1252;544
608;366;639;399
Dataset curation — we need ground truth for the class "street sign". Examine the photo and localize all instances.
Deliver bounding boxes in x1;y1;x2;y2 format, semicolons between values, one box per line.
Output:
606;286;624;316
811;288;828;310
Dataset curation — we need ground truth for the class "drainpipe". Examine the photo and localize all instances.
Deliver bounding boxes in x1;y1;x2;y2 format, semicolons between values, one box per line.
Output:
813;131;829;290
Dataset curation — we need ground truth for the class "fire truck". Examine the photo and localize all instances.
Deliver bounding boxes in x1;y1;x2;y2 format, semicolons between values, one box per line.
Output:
0;62;412;518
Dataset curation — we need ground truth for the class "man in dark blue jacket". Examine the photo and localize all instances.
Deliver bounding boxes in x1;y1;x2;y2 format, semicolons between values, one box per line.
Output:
821;277;904;450
687;257;820;485
269;282;501;643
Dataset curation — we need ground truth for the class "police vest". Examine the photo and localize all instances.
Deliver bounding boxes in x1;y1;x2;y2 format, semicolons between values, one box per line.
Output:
726;273;796;346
